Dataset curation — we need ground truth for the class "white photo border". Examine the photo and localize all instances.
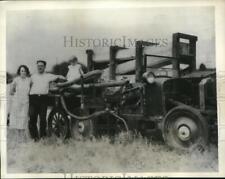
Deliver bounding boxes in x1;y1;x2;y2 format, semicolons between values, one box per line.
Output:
0;0;225;178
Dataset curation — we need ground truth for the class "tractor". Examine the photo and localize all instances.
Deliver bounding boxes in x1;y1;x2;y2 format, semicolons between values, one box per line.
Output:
47;32;217;150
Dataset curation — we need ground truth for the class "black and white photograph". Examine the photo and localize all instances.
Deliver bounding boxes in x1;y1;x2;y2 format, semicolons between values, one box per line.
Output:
1;0;225;178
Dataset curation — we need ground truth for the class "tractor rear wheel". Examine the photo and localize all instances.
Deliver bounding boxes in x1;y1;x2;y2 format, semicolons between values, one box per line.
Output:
71;120;94;139
162;106;208;151
70;109;94;139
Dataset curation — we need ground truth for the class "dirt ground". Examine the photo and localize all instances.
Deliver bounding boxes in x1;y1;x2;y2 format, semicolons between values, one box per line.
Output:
7;128;218;173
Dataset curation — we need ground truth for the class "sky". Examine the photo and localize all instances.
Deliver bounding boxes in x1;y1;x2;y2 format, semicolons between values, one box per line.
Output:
6;7;215;74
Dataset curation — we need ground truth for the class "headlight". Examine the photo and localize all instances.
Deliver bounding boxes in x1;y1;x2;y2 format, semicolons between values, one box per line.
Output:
143;72;155;84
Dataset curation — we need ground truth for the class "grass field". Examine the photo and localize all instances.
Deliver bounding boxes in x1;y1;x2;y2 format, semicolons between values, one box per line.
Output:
7;129;218;173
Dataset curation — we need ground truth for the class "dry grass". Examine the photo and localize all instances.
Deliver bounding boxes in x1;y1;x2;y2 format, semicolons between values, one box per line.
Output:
7;129;218;173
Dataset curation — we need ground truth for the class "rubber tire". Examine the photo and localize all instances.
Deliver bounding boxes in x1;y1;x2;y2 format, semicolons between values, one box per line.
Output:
162;106;208;151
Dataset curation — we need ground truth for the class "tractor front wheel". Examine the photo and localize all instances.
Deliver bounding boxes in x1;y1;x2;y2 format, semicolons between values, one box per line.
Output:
162;106;208;151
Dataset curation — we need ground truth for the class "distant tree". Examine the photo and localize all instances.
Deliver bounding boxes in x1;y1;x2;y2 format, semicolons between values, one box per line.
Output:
6;72;15;84
51;61;88;76
51;61;69;76
199;63;207;71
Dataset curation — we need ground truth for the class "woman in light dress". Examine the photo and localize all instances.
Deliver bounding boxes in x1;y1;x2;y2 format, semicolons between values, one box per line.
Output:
9;65;31;142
